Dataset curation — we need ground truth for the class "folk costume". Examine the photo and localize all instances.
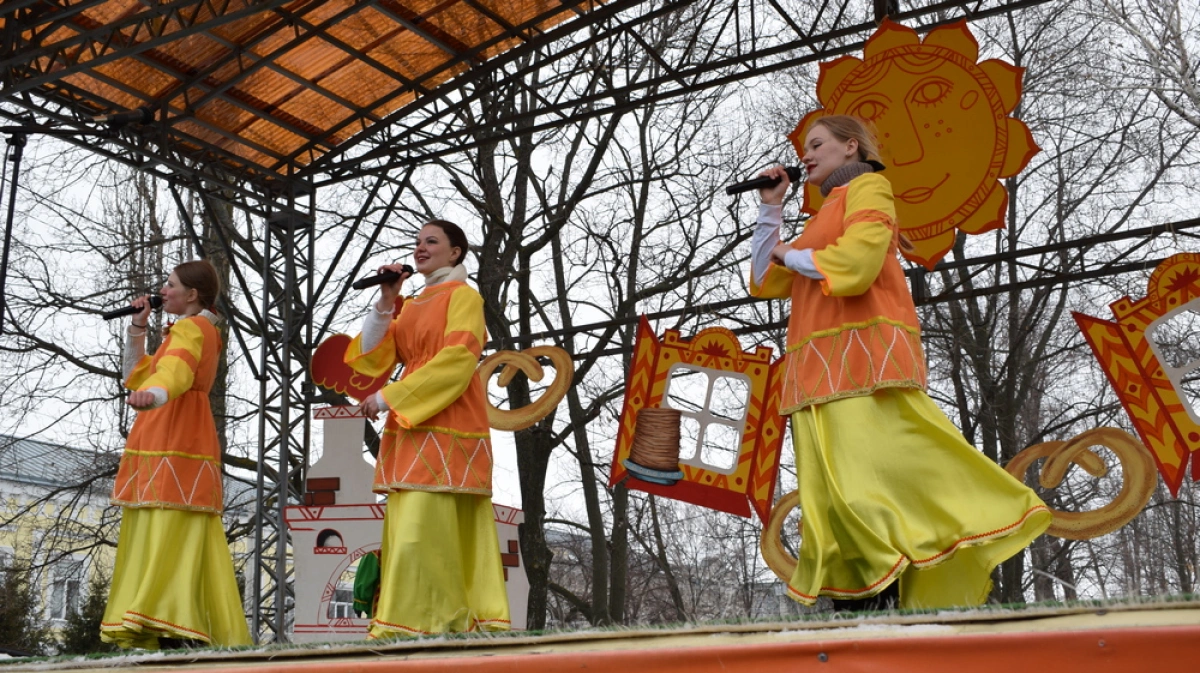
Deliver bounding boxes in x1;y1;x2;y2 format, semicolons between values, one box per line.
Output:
102;311;251;648
750;164;1052;609
345;265;510;638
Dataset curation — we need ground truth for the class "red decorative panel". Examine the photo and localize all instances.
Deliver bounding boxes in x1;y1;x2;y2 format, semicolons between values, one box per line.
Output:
609;316;786;522
1075;253;1200;495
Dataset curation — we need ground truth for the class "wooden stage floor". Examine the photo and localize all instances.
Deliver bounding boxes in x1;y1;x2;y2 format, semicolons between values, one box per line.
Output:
4;600;1199;672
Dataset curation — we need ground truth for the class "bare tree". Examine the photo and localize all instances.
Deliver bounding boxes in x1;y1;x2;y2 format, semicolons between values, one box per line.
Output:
1091;0;1200;131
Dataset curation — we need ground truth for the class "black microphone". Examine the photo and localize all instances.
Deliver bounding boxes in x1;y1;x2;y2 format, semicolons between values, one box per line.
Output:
352;264;415;290
726;166;805;195
102;295;163;321
92;107;154;128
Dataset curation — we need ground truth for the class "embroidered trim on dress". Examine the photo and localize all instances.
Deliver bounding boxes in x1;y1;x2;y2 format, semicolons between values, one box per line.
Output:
780;378;926;415
783;504;1052;604
785;316;921;353
120;448;219;461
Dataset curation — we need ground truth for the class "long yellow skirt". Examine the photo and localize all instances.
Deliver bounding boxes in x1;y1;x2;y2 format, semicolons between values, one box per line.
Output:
101;507;251;648
787;388;1052;609
369;491;511;638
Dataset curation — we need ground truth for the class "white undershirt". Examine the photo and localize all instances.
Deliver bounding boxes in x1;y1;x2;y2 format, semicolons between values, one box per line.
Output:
750;204;824;285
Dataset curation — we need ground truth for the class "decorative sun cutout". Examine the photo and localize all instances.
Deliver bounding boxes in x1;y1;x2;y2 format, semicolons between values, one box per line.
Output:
1165;267;1200;295
700;342;732;359
789;19;1039;269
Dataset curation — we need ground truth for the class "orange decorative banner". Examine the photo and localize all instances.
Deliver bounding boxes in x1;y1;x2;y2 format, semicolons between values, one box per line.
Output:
1074;253;1200;496
608;317;786;522
791;19;1039;269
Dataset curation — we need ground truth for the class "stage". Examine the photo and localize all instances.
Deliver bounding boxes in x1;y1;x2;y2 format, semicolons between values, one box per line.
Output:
4;600;1199;672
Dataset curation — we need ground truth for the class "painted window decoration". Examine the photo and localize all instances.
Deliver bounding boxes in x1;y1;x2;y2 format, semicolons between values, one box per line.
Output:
610;318;786;522
662;366;751;475
1146;302;1200;425
315;528;347;555
1075;253;1200;495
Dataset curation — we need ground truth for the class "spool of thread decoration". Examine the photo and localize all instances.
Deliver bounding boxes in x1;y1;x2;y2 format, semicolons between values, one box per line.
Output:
624;407;684;485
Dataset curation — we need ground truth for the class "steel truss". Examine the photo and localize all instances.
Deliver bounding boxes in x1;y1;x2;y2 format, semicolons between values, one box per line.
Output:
311;0;1056;187
0;0;1062;642
502;218;1200;359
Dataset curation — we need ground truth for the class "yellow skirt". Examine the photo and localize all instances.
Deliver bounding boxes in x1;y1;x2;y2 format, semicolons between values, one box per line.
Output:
369;491;511;638
101;507;251;648
787;388;1052;609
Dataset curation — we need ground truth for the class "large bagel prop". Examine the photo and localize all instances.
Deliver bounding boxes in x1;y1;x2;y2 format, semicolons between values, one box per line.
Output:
1004;427;1156;540
477;346;574;431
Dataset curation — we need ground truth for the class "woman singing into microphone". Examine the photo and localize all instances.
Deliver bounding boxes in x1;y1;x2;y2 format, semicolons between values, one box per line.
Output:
749;115;1050;610
102;260;250;648
344;220;509;638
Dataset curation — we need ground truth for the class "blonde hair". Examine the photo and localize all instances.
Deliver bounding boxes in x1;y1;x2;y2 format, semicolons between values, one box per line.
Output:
811;115;881;164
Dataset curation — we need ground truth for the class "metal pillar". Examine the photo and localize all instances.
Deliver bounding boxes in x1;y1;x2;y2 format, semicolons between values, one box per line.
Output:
248;186;315;643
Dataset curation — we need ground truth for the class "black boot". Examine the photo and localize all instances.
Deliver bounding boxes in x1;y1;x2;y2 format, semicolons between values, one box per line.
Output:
158;637;205;650
831;581;900;613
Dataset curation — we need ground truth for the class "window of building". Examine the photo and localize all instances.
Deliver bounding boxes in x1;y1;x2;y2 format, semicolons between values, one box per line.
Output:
327;587;354;619
47;558;84;621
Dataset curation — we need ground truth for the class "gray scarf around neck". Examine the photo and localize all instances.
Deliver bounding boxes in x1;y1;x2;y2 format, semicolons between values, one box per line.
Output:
819;161;879;197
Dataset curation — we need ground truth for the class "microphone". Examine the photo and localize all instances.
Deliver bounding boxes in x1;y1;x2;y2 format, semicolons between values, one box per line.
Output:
352;264;415;290
102;295;162;321
726;166;805;195
92;107;154;128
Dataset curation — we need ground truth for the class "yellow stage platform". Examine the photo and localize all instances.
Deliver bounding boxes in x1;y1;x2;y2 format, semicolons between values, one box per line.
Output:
4;601;1199;672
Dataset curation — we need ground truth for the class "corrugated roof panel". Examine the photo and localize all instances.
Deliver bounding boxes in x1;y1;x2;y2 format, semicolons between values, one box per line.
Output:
92;60;178;100
276;88;359;135
152;33;237;75
0;435;118;489
59;72;145;113
3;0;613;178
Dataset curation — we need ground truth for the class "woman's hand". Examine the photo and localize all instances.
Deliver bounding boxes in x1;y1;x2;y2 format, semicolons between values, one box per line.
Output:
770;243;793;266
758;165;793;206
129;295;154;329
374;263;412;311
359;394;384;421
127;390;156;409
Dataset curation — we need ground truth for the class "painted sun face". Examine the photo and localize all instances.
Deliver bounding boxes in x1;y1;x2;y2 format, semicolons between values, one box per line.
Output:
851;57;996;226
789;19;1039;269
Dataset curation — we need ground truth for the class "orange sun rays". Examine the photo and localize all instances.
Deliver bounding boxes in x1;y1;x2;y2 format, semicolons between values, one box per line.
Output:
789;19;1039;269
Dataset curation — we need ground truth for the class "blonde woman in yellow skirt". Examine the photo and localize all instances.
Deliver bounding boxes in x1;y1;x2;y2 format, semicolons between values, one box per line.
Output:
748;116;1051;610
346;220;509;637
102;260;250;648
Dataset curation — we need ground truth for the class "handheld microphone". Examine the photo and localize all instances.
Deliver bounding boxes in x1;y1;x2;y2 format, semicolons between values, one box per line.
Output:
352;264;415;290
92;107;154;128
726;166;805;195
103;295;163;321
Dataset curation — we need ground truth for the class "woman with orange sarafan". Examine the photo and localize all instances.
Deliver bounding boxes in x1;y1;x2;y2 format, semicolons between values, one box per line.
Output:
749;115;1051;610
102;260;251;648
345;219;509;638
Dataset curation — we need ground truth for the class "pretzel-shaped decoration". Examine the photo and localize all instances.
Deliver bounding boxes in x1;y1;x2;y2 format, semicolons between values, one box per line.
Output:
477;346;574;431
1004;427;1156;540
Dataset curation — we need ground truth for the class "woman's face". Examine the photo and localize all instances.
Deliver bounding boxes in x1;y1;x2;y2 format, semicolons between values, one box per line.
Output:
160;272;199;316
801;124;859;188
413;224;461;275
